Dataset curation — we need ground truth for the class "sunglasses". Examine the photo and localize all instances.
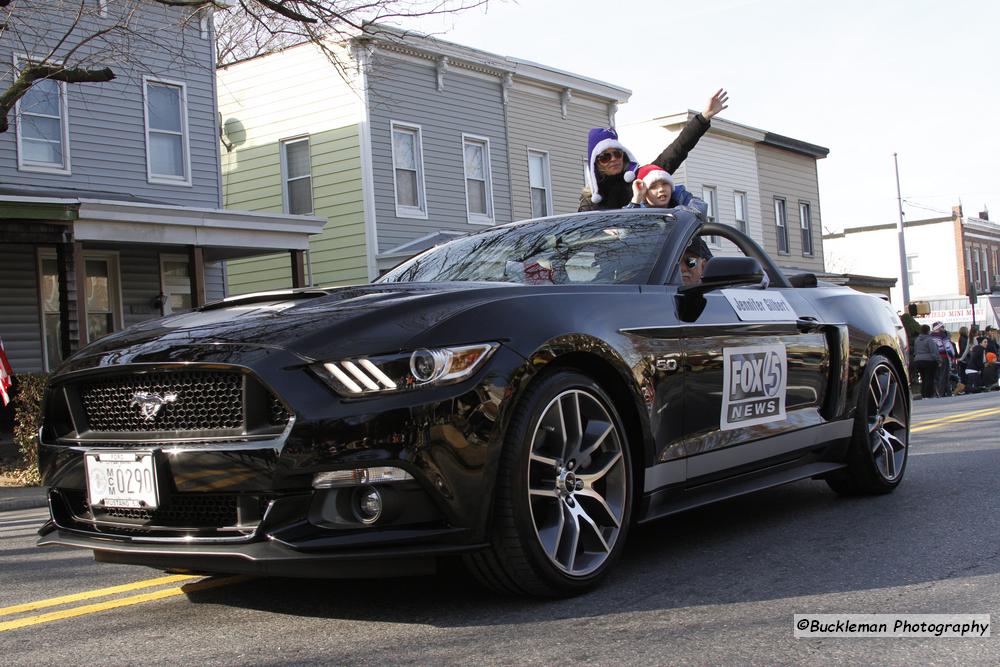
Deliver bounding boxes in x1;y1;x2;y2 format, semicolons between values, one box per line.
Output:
596;149;623;164
683;256;700;269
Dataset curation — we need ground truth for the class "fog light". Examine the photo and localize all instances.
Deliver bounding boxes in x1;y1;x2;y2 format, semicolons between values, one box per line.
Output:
353;485;383;524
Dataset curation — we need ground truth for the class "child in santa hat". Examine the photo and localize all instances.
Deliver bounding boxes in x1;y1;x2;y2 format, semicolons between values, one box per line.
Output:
625;164;707;216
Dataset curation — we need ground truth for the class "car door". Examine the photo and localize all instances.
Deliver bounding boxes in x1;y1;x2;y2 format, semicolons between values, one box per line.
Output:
680;282;831;481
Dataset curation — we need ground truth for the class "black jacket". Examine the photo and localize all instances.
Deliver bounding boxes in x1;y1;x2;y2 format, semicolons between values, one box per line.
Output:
578;113;711;212
969;344;987;372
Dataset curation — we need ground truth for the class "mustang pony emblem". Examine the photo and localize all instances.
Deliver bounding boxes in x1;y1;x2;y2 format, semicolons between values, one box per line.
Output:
129;392;178;421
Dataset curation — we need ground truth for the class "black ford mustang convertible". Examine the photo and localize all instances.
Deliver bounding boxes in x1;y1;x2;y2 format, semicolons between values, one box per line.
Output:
37;209;910;596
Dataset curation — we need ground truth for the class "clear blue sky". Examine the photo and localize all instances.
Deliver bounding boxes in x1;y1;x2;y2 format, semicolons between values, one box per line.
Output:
411;0;998;231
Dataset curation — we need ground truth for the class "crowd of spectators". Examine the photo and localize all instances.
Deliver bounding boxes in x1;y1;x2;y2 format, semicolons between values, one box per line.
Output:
901;303;1000;398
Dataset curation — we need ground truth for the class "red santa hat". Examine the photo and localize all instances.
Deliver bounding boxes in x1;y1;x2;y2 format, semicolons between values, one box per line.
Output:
636;164;674;188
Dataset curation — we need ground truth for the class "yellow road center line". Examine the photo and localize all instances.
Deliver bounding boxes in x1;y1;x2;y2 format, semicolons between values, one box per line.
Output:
0;575;246;633
912;407;1000;433
0;574;199;617
912;405;1000;428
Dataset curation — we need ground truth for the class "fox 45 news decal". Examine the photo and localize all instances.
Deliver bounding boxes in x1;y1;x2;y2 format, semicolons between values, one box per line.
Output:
721;343;787;430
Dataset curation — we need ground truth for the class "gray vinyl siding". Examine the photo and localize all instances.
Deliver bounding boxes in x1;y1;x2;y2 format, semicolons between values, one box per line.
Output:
367;53;511;255
0;2;221;207
205;261;226;303
117;248;164;329
755;143;825;272
0;244;43;373
507;88;609;220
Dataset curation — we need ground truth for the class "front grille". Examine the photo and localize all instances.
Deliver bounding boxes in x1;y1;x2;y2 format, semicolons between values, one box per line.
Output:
80;371;243;432
91;493;239;527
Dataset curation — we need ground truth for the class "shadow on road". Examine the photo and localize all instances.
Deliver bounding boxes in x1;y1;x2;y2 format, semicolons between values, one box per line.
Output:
183;446;1000;626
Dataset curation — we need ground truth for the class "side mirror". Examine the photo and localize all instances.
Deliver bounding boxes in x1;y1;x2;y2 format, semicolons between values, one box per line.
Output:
679;256;766;297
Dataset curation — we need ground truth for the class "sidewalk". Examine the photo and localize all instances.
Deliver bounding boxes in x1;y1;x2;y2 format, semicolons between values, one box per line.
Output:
0;485;48;511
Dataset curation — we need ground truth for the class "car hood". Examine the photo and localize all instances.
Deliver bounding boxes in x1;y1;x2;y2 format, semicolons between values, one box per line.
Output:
68;282;524;368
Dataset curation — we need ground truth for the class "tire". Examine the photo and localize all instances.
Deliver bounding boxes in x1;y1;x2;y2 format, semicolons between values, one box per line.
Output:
465;370;634;597
826;353;909;495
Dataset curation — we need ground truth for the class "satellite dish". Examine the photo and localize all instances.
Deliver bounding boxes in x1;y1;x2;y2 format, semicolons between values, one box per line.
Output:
219;115;246;151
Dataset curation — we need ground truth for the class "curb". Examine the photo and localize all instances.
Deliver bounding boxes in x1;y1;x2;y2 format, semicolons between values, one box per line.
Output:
0;490;48;512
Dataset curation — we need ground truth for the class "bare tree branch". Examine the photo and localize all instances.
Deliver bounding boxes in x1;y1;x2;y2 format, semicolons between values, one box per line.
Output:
0;63;114;132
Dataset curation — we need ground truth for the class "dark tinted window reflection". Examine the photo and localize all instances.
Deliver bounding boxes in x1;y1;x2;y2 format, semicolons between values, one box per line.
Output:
379;214;673;285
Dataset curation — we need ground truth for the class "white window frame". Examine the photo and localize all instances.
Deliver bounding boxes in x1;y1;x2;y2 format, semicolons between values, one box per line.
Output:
799;201;813;256
142;76;192;186
462;133;495;225
160;253;192;316
37;249;123;370
774;197;789;254
389;121;428;219
279;135;313;215
734;191;748;234
527;148;553;219
906;254;918;287
14;54;71;175
702;185;719;246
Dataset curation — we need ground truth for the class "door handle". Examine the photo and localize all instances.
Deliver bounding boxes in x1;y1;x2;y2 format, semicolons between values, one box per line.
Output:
796;317;822;333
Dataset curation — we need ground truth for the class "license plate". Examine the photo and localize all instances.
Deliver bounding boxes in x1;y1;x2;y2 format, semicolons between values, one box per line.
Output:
85;451;158;509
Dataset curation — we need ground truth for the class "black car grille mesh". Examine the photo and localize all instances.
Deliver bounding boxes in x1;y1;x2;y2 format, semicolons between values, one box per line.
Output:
80;371;243;432
89;493;239;528
269;394;291;426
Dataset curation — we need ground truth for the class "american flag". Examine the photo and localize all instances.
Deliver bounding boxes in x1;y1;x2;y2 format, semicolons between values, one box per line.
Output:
0;337;13;407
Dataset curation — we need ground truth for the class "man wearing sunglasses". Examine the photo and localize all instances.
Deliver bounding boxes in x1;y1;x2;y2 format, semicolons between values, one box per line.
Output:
680;236;713;286
579;89;729;212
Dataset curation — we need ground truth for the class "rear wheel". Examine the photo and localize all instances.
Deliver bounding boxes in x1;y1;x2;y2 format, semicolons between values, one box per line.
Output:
465;370;633;597
826;353;909;495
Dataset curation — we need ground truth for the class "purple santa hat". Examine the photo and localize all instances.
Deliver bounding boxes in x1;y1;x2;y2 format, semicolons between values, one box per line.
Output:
585;127;638;203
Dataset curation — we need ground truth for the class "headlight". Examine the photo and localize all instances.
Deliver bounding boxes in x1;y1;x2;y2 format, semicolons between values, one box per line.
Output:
313;342;498;396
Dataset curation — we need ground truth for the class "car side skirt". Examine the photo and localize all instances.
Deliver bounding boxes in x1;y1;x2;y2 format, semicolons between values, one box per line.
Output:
638;419;854;523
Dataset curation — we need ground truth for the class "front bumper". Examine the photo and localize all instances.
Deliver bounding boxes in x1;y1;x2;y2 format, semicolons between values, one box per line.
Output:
37;344;530;572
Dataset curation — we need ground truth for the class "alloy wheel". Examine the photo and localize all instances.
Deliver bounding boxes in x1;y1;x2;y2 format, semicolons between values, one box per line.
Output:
867;362;908;481
526;389;627;576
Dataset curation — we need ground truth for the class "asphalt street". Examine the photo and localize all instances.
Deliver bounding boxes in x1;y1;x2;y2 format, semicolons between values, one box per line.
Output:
2;393;999;665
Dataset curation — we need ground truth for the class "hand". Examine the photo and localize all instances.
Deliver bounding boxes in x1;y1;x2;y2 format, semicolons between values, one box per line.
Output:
631;179;648;204
702;88;729;120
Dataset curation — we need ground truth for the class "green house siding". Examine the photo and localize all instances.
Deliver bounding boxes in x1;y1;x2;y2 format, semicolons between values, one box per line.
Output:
224;125;367;295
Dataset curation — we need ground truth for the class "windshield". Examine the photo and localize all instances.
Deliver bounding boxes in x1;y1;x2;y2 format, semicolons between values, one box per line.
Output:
378;213;674;285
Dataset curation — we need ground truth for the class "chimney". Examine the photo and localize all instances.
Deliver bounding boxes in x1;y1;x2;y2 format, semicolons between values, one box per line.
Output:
952;204;963;219
979;206;989;221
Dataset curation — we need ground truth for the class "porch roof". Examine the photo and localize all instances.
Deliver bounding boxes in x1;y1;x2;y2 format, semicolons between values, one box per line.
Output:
0;191;326;260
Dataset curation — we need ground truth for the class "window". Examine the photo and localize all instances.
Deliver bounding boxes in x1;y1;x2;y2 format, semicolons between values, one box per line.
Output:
160;255;192;315
390;122;427;218
527;150;552;218
966;248;974;288
702;186;718;244
15;61;70;173
774;198;789;254
143;79;191;185
38;250;121;370
280;137;313;215
734;191;748;234
800;202;813;256
463;135;494;224
906;254;918;287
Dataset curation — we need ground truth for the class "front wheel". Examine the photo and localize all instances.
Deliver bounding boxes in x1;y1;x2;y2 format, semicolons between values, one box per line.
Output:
826;353;909;495
465;370;633;597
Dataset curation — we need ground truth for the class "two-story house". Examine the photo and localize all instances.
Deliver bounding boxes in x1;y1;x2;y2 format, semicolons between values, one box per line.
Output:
0;3;325;378
619;112;829;273
217;26;630;291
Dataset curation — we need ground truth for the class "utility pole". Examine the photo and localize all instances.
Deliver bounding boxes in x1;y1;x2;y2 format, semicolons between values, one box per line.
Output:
894;153;910;307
